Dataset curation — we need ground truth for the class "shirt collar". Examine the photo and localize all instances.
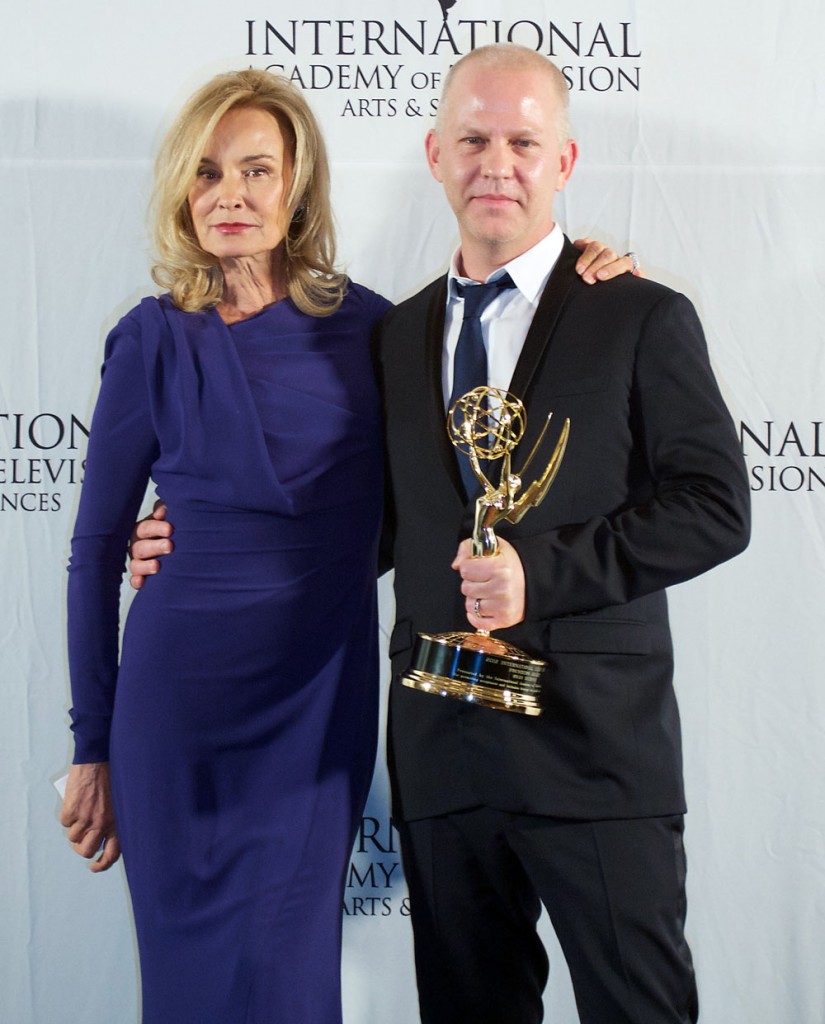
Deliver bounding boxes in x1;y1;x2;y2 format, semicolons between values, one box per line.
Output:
447;225;565;305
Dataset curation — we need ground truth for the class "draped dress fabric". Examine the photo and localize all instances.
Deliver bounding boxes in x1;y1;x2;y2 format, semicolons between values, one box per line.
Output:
67;284;391;1023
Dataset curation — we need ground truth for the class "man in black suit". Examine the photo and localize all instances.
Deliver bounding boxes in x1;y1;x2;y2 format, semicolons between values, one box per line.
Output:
129;43;749;1024
373;43;749;1024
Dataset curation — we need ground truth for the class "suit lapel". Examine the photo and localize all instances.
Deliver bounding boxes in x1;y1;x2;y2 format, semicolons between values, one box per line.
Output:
423;277;466;497
508;238;580;402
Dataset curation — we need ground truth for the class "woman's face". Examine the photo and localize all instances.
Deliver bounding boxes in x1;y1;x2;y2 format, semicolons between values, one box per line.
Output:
187;106;293;265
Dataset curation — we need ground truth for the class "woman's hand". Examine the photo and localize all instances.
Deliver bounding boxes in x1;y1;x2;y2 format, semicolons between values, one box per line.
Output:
572;238;644;284
60;762;121;872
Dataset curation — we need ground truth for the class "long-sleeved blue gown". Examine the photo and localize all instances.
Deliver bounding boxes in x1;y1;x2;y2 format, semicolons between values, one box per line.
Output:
67;284;391;1023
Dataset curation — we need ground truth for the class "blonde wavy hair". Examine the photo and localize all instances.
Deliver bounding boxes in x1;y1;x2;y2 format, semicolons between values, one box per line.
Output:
151;69;346;316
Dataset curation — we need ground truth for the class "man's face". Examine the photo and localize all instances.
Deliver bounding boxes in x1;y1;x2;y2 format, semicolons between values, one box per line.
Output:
426;64;577;277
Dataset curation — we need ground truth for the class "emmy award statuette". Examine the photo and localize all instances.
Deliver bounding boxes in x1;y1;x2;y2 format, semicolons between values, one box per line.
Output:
401;387;570;716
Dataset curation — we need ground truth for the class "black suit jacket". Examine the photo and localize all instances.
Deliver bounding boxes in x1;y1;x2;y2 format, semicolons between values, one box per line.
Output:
375;239;750;824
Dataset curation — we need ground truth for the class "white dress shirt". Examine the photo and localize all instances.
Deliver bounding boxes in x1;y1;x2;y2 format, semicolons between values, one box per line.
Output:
442;226;565;409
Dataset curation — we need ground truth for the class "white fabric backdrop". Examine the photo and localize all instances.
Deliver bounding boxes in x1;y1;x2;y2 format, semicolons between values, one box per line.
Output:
2;1;824;1021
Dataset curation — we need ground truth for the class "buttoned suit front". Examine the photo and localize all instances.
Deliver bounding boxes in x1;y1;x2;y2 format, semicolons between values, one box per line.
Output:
374;238;750;1023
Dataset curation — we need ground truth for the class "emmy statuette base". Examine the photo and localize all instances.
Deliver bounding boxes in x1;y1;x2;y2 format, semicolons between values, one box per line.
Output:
401;631;545;716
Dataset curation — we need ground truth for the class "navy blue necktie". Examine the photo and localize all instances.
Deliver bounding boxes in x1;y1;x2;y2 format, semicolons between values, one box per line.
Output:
450;273;515;497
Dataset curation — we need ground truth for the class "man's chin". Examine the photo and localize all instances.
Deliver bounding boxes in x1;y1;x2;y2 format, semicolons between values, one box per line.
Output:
463;216;523;248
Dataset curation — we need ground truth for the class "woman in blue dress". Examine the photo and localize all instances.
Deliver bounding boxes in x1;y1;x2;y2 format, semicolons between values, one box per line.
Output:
59;69;390;1023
